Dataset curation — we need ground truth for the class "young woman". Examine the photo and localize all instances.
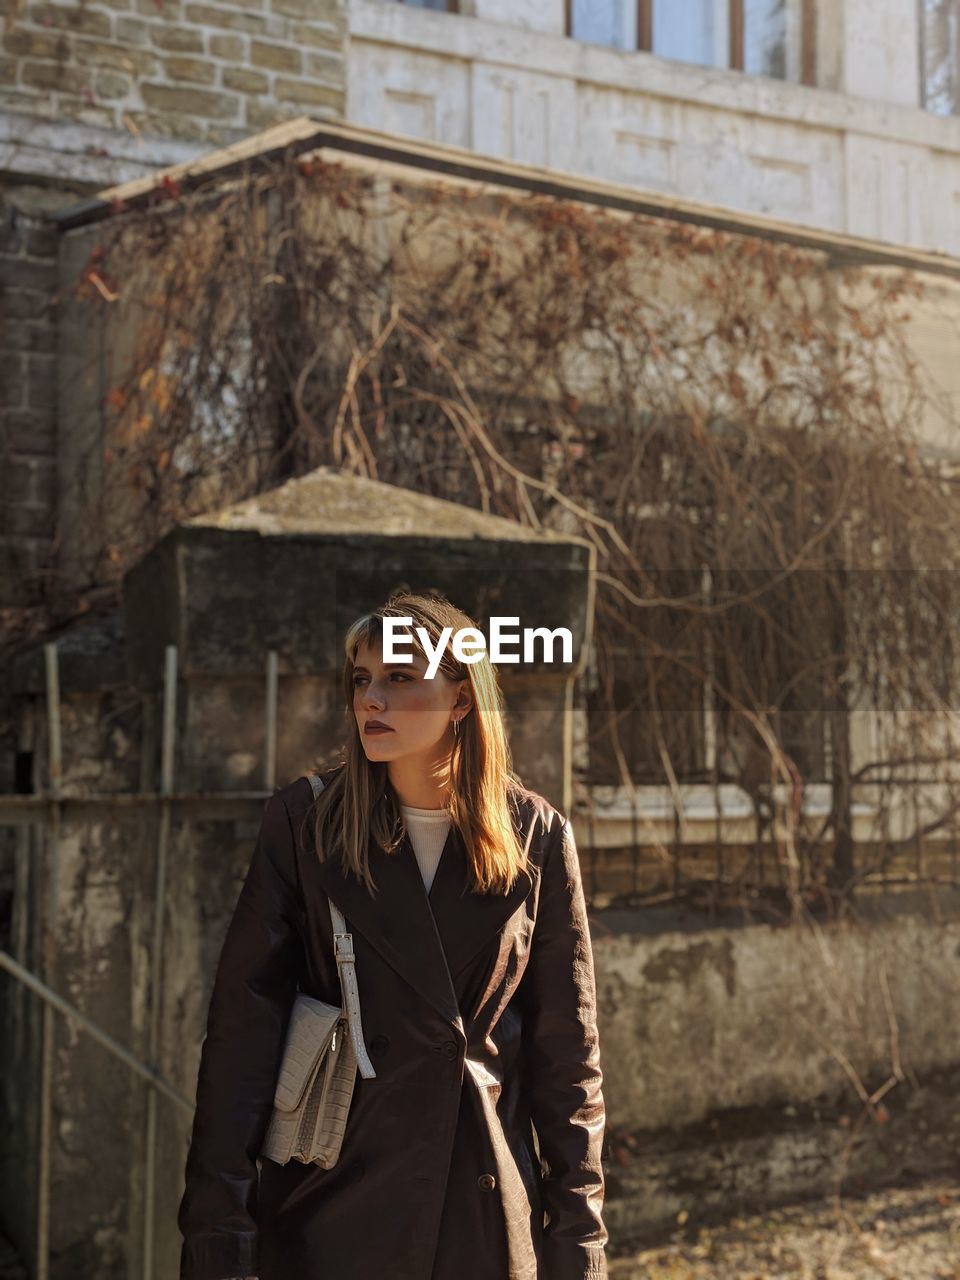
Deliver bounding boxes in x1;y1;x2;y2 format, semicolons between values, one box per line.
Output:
177;590;608;1280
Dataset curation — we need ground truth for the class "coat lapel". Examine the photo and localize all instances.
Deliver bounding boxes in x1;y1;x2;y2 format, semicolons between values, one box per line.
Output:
428;821;535;982
311;812;535;1032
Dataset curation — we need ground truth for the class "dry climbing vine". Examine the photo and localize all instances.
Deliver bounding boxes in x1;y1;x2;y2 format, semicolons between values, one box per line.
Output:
35;147;960;919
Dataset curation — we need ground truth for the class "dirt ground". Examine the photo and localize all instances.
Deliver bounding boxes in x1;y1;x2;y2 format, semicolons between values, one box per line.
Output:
609;1177;960;1280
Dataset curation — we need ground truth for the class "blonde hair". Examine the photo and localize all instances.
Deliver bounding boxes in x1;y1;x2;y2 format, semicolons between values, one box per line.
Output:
307;590;529;896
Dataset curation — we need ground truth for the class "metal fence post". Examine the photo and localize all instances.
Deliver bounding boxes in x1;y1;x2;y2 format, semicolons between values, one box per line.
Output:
36;642;62;1280
142;644;178;1280
265;650;278;792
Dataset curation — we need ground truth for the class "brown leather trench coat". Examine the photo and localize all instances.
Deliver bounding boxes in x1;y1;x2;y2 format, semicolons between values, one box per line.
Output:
177;766;608;1280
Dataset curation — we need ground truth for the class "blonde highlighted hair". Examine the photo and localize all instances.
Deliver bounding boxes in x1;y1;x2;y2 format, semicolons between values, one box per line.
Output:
308;590;529;896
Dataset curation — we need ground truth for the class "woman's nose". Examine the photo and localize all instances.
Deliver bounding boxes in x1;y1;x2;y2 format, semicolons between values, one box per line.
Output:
362;683;386;709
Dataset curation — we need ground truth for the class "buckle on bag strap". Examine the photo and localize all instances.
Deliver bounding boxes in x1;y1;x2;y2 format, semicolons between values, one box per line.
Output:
333;931;355;962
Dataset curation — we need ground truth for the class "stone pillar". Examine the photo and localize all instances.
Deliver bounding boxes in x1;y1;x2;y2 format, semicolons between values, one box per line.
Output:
123;464;595;807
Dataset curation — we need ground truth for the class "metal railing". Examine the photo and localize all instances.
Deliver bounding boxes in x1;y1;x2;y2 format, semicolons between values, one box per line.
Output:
0;640;284;1280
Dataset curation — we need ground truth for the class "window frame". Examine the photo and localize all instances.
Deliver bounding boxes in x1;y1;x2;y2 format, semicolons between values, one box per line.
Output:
396;0;459;12
583;562;832;791
918;0;960;115
563;0;818;86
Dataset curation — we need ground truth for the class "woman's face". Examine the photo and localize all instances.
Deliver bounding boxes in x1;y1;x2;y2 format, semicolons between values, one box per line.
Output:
351;635;469;764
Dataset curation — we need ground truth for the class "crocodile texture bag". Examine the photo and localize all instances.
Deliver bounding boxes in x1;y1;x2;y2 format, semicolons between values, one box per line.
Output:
259;774;377;1169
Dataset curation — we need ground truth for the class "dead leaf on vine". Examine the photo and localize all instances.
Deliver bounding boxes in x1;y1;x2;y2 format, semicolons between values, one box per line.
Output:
151;375;172;416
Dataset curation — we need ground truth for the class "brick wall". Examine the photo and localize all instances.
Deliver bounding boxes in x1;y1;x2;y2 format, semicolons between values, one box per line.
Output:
0;0;346;605
0;0;345;147
0;181;62;606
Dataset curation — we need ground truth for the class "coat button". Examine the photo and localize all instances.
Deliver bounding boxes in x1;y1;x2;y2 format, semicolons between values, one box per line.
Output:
370;1034;390;1057
477;1173;496;1192
441;1040;458;1060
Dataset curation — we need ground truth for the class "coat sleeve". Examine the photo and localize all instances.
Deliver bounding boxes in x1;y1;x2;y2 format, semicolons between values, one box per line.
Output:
177;791;305;1280
518;815;609;1280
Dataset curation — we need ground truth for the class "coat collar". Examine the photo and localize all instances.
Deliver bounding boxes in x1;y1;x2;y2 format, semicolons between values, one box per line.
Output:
309;805;536;1032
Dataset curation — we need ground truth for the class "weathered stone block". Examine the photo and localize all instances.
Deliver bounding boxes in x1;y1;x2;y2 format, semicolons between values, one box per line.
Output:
6;502;54;537
289;20;341;50
208;32;244;57
21;59;90;95
243;97;294;128
162;53;216;83
268;0;327;20
24;222;58;258
221;64;267;93
121;107;207;140
0;353;26;407
249;37;299;71
72;35;159;72
1;409;56;453
133;0;179;18
114;15;149;43
1;288;51;321
54;97;117;128
206;123;253;144
147;23;203;51
140;80;240;117
93;67;132;97
2;26;69;58
0;320;57;352
27;2;112;35
183;4;267;33
7;456;42;504
303;49;339;80
1;255;57;290
273;74;342;108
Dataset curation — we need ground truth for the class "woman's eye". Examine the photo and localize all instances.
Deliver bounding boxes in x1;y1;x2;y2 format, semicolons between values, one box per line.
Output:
352;673;412;686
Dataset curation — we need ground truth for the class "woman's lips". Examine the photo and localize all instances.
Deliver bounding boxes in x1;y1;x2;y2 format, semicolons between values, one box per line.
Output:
364;724;394;734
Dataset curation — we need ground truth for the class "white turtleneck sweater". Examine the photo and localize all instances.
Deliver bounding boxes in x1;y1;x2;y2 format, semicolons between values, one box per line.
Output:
400;804;452;895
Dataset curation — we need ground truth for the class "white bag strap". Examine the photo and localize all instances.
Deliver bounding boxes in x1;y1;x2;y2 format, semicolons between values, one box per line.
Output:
306;773;377;1080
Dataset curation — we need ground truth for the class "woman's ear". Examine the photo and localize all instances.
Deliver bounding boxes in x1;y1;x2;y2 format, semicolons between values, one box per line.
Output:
454;683;474;716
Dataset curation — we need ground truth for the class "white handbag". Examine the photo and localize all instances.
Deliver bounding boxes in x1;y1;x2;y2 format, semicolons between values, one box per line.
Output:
260;774;377;1169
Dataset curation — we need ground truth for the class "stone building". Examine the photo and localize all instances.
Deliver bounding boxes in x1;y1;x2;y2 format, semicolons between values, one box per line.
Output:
4;0;960;605
3;4;960;1278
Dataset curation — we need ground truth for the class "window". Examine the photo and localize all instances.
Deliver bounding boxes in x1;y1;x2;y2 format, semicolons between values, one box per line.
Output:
394;0;457;10
585;569;709;787
584;565;830;789
566;0;816;85
921;0;960;115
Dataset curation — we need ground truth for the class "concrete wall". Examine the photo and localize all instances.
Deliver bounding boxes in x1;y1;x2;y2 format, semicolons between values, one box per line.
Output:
594;901;960;1237
595;907;960;1131
345;0;960;256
